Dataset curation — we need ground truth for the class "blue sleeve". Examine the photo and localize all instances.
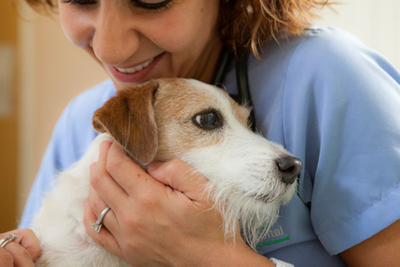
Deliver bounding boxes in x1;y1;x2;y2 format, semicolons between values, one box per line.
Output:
19;98;85;228
18;80;115;228
283;28;400;254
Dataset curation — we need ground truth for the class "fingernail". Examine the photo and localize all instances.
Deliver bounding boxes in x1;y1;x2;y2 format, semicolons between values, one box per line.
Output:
148;162;162;172
84;199;89;208
100;141;111;152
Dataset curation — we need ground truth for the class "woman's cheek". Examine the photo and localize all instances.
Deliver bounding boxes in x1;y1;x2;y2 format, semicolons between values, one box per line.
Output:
59;6;94;49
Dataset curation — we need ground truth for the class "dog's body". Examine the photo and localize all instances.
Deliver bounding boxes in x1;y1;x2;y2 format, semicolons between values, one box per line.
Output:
32;78;302;266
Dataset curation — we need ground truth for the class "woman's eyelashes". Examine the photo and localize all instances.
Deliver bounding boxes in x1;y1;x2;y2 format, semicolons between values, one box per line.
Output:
131;0;173;12
61;0;173;11
61;0;96;5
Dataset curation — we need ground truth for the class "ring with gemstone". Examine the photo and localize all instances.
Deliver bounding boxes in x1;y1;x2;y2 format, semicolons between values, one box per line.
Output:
90;206;111;233
0;233;18;248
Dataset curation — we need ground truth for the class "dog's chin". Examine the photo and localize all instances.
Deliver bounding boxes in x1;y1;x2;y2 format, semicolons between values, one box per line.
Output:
280;182;297;205
250;193;277;204
249;181;296;205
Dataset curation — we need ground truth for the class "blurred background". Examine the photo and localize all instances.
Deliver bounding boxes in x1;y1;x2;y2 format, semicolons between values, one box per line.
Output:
0;0;399;232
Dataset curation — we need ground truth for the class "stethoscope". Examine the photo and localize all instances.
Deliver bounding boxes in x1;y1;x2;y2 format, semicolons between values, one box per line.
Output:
212;48;256;132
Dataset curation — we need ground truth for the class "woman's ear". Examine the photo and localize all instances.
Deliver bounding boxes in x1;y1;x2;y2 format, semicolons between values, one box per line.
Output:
92;81;159;168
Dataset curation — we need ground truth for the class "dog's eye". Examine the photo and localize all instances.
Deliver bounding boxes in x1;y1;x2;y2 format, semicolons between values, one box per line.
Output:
192;109;223;130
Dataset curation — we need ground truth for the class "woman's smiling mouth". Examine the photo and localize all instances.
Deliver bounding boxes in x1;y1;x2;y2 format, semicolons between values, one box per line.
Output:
108;53;164;84
115;58;154;74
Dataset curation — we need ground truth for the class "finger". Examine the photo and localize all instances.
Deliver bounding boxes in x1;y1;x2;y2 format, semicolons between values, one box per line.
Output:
90;141;128;212
147;159;210;203
102;141;165;204
88;185;108;220
2;242;34;267
1;230;41;262
0;247;13;267
105;141;155;193
89;162;108;215
14;229;41;262
83;199;123;259
85;195;119;237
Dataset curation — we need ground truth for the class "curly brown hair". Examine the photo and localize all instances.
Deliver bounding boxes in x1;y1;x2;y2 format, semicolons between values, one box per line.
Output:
219;0;331;58
23;0;331;58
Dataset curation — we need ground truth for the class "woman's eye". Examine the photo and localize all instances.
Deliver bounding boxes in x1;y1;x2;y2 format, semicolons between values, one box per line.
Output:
192;110;223;130
131;0;172;12
61;0;171;10
61;0;97;5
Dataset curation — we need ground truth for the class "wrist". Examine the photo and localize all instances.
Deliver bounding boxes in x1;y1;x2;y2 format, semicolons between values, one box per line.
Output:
202;239;275;267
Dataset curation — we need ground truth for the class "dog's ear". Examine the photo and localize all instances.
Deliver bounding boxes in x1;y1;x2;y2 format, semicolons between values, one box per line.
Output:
92;81;159;168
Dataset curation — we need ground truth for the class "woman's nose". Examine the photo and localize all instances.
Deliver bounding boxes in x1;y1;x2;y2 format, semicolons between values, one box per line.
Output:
91;4;139;66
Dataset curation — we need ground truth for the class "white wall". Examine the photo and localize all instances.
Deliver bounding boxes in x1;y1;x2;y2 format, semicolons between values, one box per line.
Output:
316;0;400;69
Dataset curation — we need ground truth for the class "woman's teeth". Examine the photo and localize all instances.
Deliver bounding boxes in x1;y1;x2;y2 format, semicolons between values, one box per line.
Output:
116;58;154;74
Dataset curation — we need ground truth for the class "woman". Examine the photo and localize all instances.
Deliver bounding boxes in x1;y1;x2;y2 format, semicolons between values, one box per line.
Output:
2;0;400;266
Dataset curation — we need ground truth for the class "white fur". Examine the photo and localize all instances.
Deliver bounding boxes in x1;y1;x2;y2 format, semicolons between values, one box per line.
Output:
31;78;298;266
32;134;129;266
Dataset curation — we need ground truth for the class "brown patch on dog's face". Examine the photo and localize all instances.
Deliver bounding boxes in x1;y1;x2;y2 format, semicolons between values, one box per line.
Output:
92;78;253;167
152;79;252;162
152;79;224;161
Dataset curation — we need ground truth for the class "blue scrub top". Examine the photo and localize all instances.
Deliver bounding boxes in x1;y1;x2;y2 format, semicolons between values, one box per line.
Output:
19;27;400;266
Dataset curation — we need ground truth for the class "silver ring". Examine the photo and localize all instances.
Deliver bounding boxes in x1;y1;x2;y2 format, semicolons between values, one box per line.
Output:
0;233;18;248
90;206;111;233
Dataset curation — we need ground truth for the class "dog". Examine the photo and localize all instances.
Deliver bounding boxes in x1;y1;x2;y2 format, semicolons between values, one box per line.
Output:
31;78;302;266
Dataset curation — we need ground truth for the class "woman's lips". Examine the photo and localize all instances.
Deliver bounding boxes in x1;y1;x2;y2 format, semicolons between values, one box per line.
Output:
108;53;164;84
115;58;154;74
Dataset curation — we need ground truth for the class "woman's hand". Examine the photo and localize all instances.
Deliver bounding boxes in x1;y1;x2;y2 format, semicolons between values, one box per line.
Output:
84;141;274;266
0;229;41;267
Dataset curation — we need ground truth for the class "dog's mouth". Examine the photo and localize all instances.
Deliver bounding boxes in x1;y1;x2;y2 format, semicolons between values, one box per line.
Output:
249;183;294;204
249;193;277;203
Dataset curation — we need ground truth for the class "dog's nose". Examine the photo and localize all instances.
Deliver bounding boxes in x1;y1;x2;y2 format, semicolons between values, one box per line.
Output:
276;156;303;185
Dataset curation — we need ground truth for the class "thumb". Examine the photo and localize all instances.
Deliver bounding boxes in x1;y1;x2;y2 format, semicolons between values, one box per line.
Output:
148;159;209;202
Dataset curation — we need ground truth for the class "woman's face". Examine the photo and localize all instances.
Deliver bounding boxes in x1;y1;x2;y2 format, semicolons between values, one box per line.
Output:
58;0;222;90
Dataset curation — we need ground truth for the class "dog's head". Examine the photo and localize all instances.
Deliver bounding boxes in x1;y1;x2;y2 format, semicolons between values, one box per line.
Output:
92;78;302;249
92;78;256;167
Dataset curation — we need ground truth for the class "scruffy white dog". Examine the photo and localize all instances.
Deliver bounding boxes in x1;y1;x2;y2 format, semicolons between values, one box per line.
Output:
31;78;302;266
